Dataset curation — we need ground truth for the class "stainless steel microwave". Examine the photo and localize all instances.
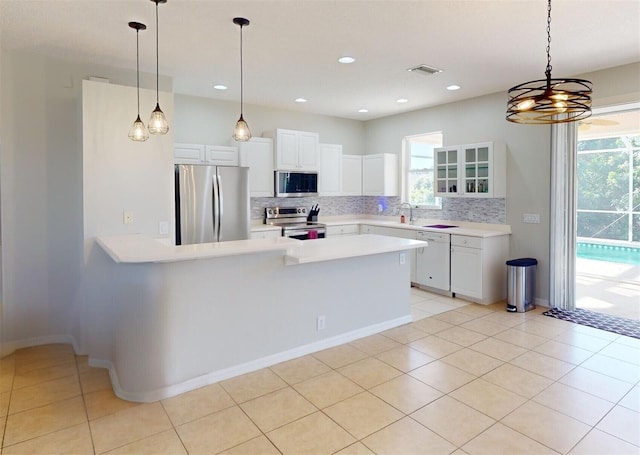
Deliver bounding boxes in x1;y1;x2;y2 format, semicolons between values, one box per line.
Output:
274;170;319;197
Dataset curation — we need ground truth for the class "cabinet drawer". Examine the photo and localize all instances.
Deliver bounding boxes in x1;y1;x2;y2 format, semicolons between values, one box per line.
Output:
451;235;482;249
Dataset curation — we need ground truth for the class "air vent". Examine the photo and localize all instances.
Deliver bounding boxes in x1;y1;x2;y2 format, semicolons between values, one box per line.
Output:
407;64;443;76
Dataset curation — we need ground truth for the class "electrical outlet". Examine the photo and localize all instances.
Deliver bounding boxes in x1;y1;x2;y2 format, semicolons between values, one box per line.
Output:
316;315;326;331
159;221;169;235
399;253;406;265
523;213;540;224
123;211;134;224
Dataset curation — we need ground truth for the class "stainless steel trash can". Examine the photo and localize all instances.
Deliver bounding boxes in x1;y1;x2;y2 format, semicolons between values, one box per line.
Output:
506;258;537;313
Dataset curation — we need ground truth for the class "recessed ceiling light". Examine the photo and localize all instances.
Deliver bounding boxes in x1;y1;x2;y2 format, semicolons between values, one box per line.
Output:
358;108;369;113
397;98;409;103
295;98;307;103
446;85;461;91
213;84;228;90
338;56;355;64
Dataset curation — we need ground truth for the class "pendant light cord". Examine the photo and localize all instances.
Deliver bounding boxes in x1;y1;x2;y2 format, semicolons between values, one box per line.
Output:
136;29;141;115
155;1;160;104
240;24;244;116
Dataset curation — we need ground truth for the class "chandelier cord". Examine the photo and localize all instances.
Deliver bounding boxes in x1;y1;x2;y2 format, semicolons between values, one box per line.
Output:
545;0;552;82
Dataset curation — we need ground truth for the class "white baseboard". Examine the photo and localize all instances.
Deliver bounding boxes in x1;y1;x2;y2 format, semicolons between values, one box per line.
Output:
107;314;413;403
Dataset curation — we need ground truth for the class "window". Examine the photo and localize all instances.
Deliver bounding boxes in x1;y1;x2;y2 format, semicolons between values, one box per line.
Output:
404;132;443;208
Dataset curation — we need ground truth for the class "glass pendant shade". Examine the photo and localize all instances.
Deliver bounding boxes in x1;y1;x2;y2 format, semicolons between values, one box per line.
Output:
128;21;148;142
149;103;169;134
233;17;251;141
506;0;592;124
129;115;150;141
233;115;252;142
149;0;169;135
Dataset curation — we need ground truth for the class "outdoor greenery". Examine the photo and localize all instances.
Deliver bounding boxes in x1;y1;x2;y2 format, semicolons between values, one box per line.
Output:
577;135;640;242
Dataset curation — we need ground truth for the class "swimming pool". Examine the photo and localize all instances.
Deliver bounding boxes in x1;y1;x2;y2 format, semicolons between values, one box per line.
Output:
577;242;640;266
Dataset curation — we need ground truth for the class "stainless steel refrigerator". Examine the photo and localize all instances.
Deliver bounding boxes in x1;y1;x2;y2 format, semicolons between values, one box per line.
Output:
175;164;250;245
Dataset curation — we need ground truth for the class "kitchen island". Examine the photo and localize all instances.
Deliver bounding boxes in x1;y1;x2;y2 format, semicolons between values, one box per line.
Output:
93;234;425;402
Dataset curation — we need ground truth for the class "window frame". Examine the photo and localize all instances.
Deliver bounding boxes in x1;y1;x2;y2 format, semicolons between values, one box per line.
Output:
402;132;443;210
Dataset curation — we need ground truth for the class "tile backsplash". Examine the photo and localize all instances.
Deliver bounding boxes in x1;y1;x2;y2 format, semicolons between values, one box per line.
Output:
251;196;506;224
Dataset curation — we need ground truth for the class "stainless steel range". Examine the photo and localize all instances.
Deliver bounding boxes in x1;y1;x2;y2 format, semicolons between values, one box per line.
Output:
265;206;326;240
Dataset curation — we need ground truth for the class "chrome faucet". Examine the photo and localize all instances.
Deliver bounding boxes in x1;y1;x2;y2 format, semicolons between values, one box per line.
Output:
398;202;414;224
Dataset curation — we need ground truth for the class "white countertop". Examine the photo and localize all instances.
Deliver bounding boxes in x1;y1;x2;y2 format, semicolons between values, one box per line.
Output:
97;233;425;265
284;234;426;265
321;217;511;238
96;234;300;263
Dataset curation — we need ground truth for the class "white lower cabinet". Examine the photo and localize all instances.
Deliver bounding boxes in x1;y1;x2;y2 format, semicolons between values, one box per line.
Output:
415;232;450;291
250;229;282;239
326;224;359;236
450;234;509;304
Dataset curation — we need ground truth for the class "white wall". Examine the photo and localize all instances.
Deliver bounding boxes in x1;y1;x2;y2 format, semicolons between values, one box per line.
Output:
0;51;171;353
174;94;366;155
364;62;640;303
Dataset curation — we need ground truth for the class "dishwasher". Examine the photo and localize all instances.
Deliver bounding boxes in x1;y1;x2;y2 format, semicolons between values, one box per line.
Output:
415;231;451;291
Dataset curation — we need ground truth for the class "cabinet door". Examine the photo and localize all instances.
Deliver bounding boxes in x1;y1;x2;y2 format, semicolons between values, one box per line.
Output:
275;129;299;169
435;147;460;196
462;144;490;196
174;143;205;164
250;229;282;239
451;245;482;298
298;131;320;170
319;144;342;195
363;154;398;196
342;155;362;195
206;145;239;166
360;225;376;235
237;138;274;197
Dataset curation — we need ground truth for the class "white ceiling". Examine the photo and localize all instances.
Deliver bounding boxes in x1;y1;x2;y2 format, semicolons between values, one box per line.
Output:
1;0;639;121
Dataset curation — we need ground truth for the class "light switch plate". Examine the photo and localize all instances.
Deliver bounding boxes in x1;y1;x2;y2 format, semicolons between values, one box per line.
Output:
523;213;540;224
159;221;169;235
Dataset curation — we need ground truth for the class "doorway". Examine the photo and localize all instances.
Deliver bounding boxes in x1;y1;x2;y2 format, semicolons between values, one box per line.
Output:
575;105;640;320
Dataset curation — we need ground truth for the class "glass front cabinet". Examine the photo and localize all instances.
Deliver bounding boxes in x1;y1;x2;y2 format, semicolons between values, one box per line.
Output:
435;142;506;198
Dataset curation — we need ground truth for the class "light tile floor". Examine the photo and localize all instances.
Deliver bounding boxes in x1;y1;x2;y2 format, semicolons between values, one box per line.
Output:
1;288;639;454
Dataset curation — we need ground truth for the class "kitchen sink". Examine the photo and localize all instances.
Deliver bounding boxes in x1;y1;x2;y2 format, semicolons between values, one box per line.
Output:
423;224;458;229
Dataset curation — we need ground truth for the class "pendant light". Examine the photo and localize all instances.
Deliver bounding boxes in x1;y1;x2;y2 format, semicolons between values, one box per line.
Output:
506;0;592;124
128;22;149;142
232;17;251;142
148;0;169;134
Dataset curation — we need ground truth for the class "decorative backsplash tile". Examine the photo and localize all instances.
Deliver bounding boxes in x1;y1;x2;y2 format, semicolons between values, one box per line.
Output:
251;196;506;224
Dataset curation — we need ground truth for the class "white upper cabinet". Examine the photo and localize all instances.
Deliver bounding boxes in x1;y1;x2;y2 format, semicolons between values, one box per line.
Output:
174;143;205;164
342;155;362;196
435;142;506;198
319;143;343;196
362;153;398;196
175;143;239;166
236;137;274;197
264;129;319;170
206;145;239;166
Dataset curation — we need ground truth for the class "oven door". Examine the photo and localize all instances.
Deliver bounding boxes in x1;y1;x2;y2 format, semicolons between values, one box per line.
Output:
284;228;325;240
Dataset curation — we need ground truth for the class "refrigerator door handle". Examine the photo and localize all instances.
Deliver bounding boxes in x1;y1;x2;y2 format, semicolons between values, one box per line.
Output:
212;173;220;242
216;173;224;241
